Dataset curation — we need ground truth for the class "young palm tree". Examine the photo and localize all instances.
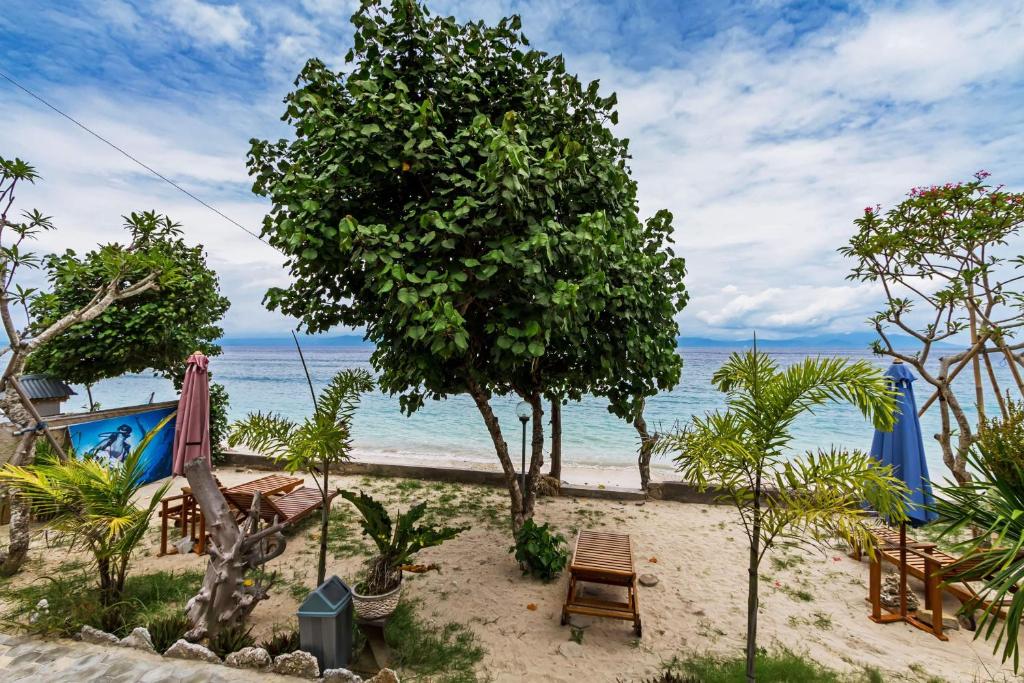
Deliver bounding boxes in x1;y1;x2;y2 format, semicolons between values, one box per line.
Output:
0;414;173;612
229;369;375;586
656;347;908;683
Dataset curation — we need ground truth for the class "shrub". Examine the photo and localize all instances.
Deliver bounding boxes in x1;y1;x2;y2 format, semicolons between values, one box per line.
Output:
260;628;301;658
340;489;468;595
509;519;569;581
208;624;256;659
649;649;865;682
977;399;1024;490
148;613;190;653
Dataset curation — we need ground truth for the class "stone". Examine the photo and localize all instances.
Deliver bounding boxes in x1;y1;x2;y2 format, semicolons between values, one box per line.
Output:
638;574;659;587
119;627;156;653
79;625;119;645
164;639;221;664
556;642;584;658
323;667;364;683
225;646;272;670
367;669;400;683
879;573;919;611
634;501;646;506
272;650;320;679
915;609;961;632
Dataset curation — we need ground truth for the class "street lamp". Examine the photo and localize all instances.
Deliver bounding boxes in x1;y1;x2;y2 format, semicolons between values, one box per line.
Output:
515;401;531;496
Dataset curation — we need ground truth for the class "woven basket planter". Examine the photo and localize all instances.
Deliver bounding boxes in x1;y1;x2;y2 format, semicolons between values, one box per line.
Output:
352;579;403;622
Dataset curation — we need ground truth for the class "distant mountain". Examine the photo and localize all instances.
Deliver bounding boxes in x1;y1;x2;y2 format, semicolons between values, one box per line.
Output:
222;331;958;351
677;332;958;351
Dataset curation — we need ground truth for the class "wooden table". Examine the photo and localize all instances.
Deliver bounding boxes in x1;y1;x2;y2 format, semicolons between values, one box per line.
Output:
561;530;642;636
159;474;303;556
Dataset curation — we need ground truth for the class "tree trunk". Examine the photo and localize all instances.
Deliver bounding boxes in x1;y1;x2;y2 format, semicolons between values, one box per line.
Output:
184;458;287;640
467;379;543;534
632;400;656;492
317;457;329;586
0;427;38;576
745;475;762;683
548;399;561;481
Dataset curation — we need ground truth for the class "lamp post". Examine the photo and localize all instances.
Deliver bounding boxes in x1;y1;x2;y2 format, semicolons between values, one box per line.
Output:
515;401;531;497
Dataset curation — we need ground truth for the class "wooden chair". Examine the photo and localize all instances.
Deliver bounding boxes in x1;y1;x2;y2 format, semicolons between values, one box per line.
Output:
856;525;1013;619
224;484;335;527
158;476;225;556
561;530;642;636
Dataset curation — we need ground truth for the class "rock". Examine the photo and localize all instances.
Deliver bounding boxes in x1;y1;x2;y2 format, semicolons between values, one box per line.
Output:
638;574;659;587
556;642;584;657
119;627;156;653
634;501;646;507
272;650;320;679
879;573;919;611
915;609;961;632
367;669;400;683
164;639;221;664
225;646;272;670
79;625;119;645
323;668;364;683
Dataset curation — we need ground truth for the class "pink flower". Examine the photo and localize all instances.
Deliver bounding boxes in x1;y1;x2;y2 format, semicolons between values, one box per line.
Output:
864;206;873;214
976;170;991;180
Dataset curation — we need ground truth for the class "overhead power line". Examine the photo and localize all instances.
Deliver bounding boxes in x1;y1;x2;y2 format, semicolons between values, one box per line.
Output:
0;69;272;249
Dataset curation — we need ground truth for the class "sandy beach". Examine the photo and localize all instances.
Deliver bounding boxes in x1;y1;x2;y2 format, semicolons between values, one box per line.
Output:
1;465;1015;682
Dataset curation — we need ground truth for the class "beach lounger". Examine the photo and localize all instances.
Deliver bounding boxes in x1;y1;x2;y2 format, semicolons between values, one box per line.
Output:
224;479;333;527
561;530;642;636
857;525;1015;625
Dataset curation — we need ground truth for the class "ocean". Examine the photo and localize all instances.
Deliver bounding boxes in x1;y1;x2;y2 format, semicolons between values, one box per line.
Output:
76;346;1013;484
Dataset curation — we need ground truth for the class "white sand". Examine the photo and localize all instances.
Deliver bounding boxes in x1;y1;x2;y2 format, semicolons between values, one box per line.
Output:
2;467;1015;682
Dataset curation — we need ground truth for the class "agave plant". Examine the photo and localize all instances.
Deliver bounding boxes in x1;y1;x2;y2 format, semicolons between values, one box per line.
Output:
933;401;1024;671
0;413;173;608
340;489;468;595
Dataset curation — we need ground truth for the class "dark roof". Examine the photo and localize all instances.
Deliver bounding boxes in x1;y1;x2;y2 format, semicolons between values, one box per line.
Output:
20;375;76;400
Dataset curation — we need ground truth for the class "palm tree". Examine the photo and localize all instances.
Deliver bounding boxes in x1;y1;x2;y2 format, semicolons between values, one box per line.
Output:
229;369;375;586
0;414;173;613
656;347;908;683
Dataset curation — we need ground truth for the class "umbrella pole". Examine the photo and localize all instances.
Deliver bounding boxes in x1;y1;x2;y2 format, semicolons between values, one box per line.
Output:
899;521;908;618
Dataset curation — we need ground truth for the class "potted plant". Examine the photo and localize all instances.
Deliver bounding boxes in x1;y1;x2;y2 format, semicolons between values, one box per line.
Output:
340;489;467;621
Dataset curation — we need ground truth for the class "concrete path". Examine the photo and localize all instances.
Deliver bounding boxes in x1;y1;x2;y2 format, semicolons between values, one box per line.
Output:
0;632;303;682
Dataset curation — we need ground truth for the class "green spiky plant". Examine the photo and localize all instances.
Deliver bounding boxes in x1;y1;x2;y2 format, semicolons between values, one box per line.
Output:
0;413;173;610
933;400;1024;671
340;490;468;595
656;346;908;683
228;369;375;586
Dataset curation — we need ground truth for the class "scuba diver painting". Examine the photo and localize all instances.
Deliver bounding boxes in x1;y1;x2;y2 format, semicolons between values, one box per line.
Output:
68;406;176;484
89;424;134;467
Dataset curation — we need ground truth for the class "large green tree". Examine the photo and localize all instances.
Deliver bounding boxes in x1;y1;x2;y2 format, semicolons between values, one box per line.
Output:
248;0;686;531
26;211;232;453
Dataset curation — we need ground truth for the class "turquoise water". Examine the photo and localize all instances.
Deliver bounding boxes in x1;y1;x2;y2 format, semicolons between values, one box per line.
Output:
75;346;1015;481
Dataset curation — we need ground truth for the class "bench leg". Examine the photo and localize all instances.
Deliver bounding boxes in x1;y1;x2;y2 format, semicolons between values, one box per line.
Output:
159;501;169;556
869;553;882;621
632;576;642;637
561;575;577;626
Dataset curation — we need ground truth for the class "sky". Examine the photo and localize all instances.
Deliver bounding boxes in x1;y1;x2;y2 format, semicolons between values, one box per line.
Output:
2;0;1023;340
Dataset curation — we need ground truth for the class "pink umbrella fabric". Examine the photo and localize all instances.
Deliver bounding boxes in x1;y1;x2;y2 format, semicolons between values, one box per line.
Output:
172;351;211;476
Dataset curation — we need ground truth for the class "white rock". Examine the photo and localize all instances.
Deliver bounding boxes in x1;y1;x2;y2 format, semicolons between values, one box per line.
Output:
272;650;320;679
225;646;272;670
367;669;400;683
323;668;364;683
119;627;156;653
638;574;659;587
79;625;119;645
164;639;221;663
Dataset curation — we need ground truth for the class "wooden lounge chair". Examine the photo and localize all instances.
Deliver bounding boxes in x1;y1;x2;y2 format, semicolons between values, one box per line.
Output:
561;530;642;636
224;484;334;527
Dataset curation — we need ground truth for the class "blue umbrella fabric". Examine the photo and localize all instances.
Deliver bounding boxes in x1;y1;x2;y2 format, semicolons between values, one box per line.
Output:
870;360;937;526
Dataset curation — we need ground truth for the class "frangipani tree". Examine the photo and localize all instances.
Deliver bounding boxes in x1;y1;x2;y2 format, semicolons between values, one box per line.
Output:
229;369;375;586
657;349;908;683
842;172;1024;484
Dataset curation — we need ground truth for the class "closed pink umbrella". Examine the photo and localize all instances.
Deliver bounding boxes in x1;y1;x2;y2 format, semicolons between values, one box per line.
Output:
172;351;211;476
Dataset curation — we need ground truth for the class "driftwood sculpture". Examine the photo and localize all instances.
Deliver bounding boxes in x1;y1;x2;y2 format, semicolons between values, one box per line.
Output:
183;458;286;640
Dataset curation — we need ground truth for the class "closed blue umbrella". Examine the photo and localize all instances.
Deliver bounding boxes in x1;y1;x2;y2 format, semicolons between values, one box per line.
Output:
869;359;936;624
870;359;937;526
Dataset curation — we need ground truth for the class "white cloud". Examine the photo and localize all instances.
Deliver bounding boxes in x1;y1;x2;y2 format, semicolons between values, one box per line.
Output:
161;0;252;49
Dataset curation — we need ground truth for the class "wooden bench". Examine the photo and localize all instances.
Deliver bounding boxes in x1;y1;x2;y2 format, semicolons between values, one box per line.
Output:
561;530;642;636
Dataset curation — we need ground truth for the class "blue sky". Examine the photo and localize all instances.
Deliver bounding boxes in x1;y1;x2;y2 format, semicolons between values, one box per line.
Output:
2;0;1023;338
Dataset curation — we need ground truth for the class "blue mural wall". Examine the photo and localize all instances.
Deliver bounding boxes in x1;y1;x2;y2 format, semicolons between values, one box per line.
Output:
67;406;176;484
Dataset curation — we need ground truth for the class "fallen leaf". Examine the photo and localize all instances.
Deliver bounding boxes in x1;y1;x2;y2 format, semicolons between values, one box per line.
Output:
527;603;537;611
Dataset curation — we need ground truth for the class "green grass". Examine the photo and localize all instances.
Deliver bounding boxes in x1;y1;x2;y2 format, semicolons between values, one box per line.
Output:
651;649;883;682
0;567;202;637
384;599;485;683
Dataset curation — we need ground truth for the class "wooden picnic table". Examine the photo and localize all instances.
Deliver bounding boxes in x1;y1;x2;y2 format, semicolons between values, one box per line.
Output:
159;473;303;556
